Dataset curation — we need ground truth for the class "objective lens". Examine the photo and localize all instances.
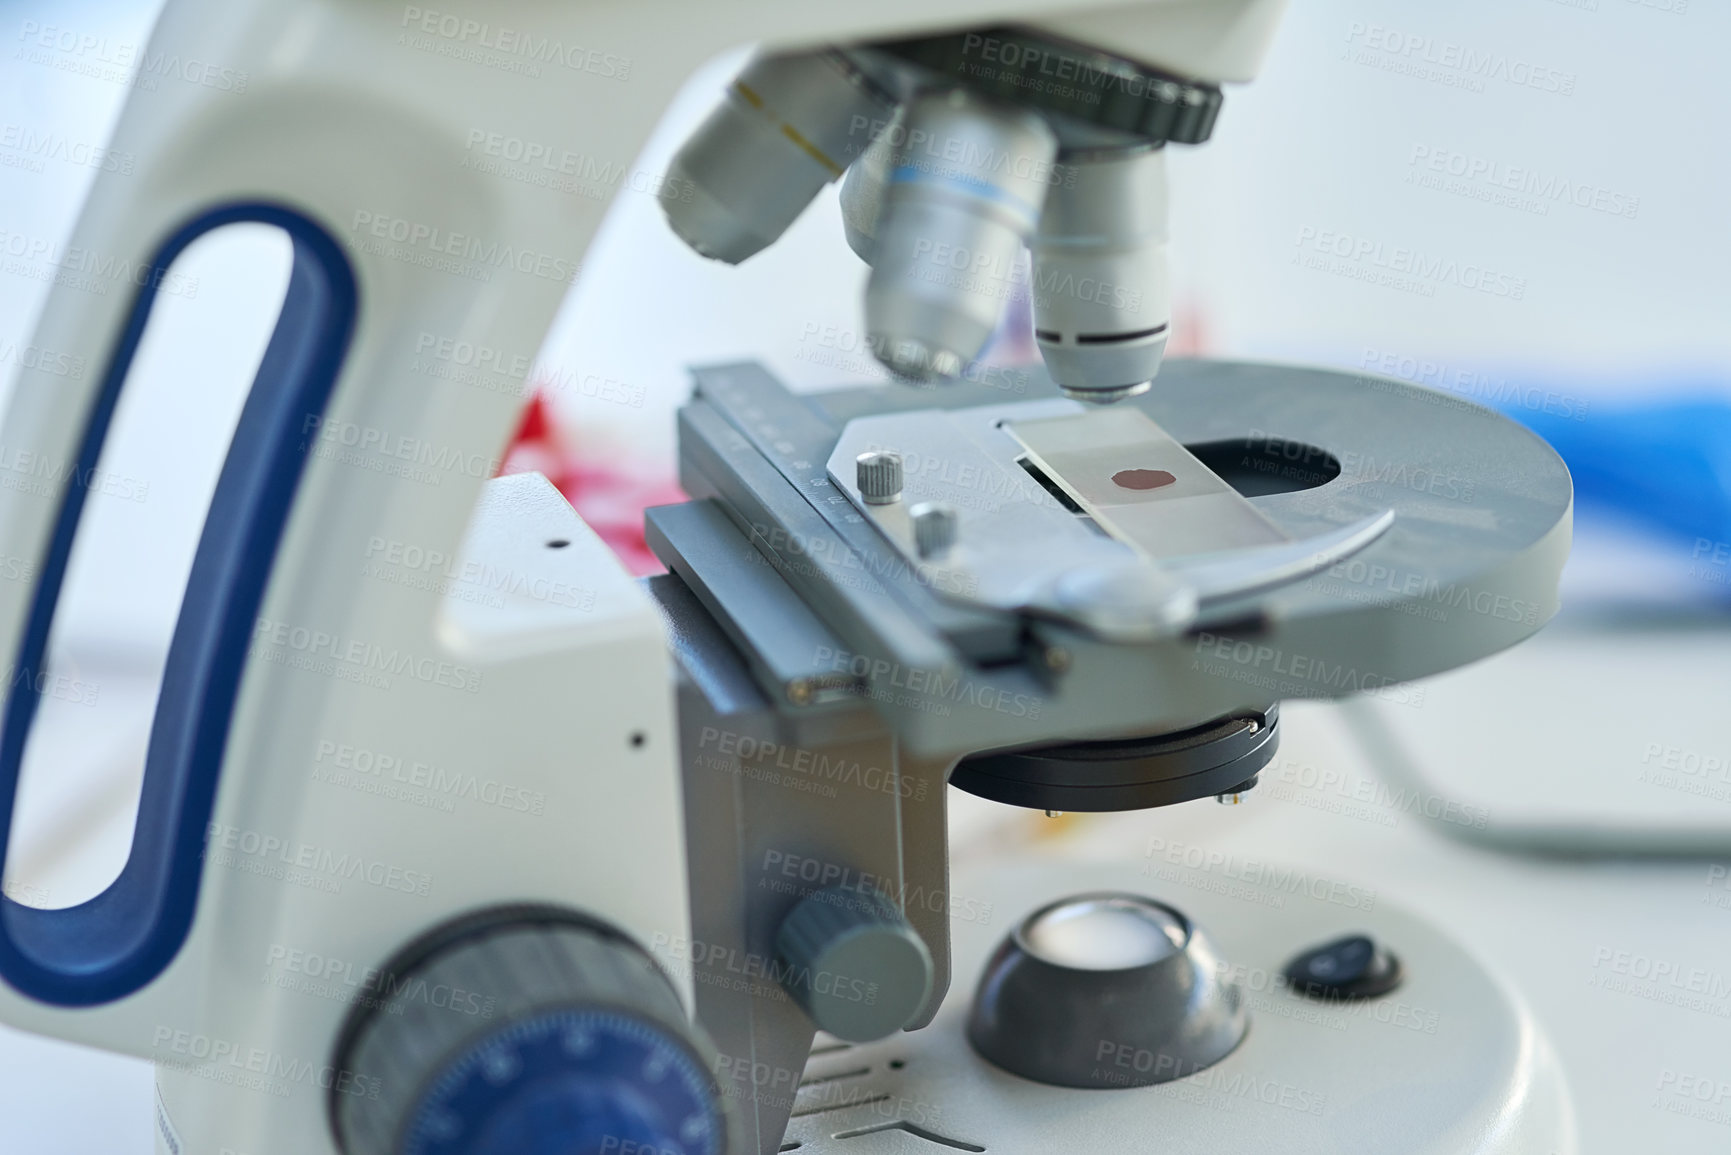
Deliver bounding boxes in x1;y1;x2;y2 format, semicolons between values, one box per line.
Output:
663;49;893;265
864;89;1058;383
1029;146;1172;403
839;107;904;266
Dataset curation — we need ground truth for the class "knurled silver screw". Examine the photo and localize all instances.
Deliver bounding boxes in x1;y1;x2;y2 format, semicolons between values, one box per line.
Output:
857;451;904;505
910;502;959;559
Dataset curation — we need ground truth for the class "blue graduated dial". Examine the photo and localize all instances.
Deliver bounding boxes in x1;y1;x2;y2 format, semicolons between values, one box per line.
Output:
401;1008;725;1155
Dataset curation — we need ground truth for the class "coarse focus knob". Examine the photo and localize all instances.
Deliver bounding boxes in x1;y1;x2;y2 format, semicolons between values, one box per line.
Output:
856;450;904;504
332;908;730;1155
774;886;933;1042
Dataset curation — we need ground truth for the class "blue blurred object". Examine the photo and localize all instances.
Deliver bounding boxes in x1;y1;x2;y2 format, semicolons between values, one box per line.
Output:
1505;393;1731;557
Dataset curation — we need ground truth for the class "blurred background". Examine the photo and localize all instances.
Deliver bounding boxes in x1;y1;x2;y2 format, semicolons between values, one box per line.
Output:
2;0;1729;1150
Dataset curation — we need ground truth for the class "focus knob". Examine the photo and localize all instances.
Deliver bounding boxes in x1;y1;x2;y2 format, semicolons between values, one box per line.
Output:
332;908;730;1155
774;886;933;1042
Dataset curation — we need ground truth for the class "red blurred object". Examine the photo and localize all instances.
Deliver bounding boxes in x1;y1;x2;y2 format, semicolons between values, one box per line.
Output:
497;394;684;576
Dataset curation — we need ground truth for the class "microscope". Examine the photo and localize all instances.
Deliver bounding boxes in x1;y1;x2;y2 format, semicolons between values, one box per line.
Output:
0;1;1574;1153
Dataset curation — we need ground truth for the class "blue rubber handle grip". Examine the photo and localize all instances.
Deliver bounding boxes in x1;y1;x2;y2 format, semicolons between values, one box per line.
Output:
0;204;356;1006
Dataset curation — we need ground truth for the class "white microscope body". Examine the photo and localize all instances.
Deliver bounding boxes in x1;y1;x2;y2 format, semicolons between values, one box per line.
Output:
0;2;1576;1153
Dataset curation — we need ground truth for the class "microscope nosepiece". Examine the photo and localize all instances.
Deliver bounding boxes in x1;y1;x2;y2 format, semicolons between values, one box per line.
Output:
863;89;1057;383
1030;146;1173;403
663;50;892;265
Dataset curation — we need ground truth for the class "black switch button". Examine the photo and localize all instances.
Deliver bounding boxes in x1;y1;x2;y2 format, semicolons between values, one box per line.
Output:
1282;934;1403;1000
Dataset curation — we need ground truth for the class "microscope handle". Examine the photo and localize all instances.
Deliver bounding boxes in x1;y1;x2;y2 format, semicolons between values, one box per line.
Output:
0;205;356;1009
0;0;679;1057
0;23;485;1053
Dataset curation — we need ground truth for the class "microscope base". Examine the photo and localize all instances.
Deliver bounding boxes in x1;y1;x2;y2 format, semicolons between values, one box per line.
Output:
782;859;1575;1155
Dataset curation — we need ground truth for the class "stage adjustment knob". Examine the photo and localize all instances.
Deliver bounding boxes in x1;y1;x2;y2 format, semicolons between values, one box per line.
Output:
774;886;933;1042
331;908;730;1155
